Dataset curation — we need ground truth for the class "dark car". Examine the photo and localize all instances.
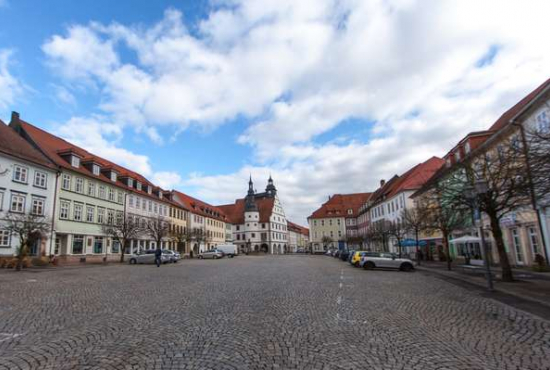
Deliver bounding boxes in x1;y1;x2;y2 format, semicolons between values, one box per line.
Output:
340;250;350;261
334;250;341;258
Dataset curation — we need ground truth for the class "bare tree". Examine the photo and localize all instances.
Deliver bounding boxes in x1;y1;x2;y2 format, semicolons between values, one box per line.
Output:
2;213;51;270
188;228;211;255
370;220;392;252
402;206;430;264
419;184;470;271
102;213;142;263
321;236;333;250
388;220;407;258
169;225;189;254
146;215;172;251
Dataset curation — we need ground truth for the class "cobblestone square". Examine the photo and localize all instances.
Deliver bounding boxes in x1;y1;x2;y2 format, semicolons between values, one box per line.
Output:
1;256;549;370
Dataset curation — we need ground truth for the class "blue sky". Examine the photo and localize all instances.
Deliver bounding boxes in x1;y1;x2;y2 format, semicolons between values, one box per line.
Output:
0;0;548;225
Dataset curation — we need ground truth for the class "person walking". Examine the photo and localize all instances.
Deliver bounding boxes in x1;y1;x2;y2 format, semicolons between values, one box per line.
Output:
155;247;162;267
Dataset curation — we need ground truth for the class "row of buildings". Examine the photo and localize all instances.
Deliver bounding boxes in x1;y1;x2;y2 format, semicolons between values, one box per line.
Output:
0;113;308;263
309;77;550;268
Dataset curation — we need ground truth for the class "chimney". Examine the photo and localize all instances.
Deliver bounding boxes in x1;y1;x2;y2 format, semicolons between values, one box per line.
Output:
11;111;20;123
380;179;386;187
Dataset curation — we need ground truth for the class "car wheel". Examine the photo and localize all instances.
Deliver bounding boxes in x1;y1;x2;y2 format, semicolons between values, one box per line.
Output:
129;259;137;265
400;263;414;272
213;255;218;259
198;255;203;259
354;261;360;268
364;261;375;270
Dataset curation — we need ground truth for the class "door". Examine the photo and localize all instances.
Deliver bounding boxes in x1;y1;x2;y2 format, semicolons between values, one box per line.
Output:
511;229;524;265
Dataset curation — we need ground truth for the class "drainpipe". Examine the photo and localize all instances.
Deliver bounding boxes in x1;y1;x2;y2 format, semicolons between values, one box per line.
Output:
49;170;61;258
513;121;550;263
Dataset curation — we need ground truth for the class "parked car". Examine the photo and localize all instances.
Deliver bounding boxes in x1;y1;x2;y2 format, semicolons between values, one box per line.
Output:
334;250;341;258
359;252;415;271
350;251;372;267
216;244;238;258
346;250;356;263
129;249;171;265
163;250;180;263
198;249;224;259
296;248;306;253
340;250;351;261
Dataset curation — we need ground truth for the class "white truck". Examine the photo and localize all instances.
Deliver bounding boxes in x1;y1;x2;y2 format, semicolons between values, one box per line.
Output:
216;244;238;258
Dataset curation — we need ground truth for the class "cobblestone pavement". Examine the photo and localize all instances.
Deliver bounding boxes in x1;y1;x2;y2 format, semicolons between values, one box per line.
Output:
1;256;550;370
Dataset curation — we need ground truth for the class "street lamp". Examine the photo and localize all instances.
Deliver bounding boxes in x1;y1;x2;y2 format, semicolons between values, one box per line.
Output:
464;180;494;291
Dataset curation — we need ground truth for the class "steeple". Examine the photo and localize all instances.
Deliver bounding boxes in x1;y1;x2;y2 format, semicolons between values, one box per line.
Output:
266;174;277;197
245;176;258;211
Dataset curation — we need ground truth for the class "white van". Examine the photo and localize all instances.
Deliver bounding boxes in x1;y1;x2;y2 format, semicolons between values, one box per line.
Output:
216;244;238;258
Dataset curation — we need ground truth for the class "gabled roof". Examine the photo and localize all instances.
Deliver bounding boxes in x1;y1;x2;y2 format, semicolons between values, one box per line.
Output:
287;221;309;236
171;190;227;221
0;121;57;170
11;115;182;207
308;192;372;219
218;197;275;224
489;77;550;132
386;156;445;198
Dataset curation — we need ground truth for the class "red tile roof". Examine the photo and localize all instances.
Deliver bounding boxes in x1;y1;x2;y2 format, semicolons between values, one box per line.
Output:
11;115;184;208
218;197;275;224
287;221;309;236
308;193;371;220
386;156;444;198
171;190;227;221
489;78;550;132
0;121;57;170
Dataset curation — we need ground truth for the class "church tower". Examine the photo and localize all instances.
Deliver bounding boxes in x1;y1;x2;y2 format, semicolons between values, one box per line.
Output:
265;175;277;197
245;175;258;211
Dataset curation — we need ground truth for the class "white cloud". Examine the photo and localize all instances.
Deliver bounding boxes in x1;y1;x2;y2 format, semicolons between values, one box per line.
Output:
53;85;77;107
152;171;183;189
42;0;550;222
0;49;23;110
54;116;154;177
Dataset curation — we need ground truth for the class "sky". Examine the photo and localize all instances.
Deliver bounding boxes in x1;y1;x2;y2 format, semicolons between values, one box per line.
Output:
0;0;549;226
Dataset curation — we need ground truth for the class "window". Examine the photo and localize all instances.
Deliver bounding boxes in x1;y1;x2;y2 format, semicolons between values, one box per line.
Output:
136;197;141;209
0;230;10;247
148;201;152;212
107;209;114;225
465;142;471;154
251;233;255;238
321;220;324;226
112;240;120;254
99;185;106;199
347;209;353;215
73;203;83;221
13;165;28;183
536;110;550;133
87;182;95;196
511;229;523;263
329;220;332;226
117;191;123;204
10;194;25;213
86;206;94;223
129;195;134;207
71;156;80;168
93;164;100;176
136;182;142;191
97;208;105;224
60;201;70;219
62;174;71;190
72;235;84;254
110;172;117;182
528;227;540;255
116;211;123;225
154;203;158;214
75;178;84;193
236;225;240;231
31;197;45;215
108;188;115;201
34;171;47;188
93;237;103;254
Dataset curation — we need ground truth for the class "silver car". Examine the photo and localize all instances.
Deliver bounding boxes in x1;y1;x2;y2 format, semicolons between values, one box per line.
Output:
359;252;415;271
129;249;170;265
198;249;224;259
163;250;180;263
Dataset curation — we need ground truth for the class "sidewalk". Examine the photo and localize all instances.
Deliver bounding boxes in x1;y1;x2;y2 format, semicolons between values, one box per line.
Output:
417;261;550;315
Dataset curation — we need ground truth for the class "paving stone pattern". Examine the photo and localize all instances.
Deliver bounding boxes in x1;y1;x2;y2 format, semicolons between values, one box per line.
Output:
0;256;549;370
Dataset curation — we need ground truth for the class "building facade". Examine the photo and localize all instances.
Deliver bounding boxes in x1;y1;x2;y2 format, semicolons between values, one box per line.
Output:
218;177;288;254
0;120;57;257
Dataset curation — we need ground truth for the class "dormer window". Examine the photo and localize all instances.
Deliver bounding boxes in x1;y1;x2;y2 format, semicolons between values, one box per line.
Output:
147;186;152;195
93;164;100;176
136;182;142;191
347;209;353;215
464;142;471;154
455;151;461;161
71;156;80;168
446;158;451;168
110;172;117;182
127;178;134;187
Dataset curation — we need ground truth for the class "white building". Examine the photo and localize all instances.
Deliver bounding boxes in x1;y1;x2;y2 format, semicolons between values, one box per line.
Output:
0;120;57;257
218;176;288;254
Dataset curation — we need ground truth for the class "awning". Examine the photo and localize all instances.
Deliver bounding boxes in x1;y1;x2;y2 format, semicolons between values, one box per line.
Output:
399;239;427;247
449;235;481;244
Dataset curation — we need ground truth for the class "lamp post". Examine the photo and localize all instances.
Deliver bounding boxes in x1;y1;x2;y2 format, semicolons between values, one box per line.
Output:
465;180;494;292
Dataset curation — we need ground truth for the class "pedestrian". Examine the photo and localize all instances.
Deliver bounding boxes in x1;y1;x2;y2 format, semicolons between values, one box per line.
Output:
155;247;162;267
